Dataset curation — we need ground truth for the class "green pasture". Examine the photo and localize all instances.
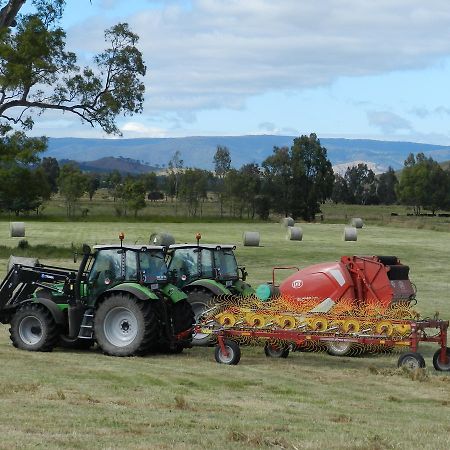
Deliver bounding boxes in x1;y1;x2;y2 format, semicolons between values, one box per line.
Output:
0;220;449;449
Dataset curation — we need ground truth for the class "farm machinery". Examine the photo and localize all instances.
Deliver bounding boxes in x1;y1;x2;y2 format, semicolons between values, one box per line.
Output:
196;255;450;371
0;236;194;356
166;236;254;344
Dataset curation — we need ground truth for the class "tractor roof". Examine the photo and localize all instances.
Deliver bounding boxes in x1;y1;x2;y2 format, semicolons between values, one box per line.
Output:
169;244;236;251
93;244;165;251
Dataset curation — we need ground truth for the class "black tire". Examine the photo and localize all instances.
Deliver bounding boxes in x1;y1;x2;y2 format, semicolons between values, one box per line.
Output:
187;288;216;346
327;341;353;357
214;339;241;365
397;352;426;370
171;299;194;335
157;300;194;354
9;303;59;352
94;294;158;357
59;335;94;350
432;347;450;371
264;342;289;358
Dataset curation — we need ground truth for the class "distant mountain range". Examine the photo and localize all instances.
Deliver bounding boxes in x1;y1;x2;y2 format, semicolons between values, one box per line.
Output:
59;156;159;174
47;135;450;174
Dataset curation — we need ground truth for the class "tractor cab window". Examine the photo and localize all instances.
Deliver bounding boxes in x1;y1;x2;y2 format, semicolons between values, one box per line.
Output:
89;249;122;288
124;251;138;280
139;250;167;283
168;248;199;284
214;249;238;280
199;249;214;279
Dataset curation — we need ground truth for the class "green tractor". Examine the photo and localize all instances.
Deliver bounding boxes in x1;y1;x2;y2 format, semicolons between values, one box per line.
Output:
166;238;254;345
0;238;193;356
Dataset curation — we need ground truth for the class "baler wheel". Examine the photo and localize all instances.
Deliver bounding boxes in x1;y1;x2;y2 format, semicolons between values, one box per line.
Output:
432;347;450;371
327;341;353;357
264;342;290;358
397;352;426;370
214;339;241;365
187;289;215;346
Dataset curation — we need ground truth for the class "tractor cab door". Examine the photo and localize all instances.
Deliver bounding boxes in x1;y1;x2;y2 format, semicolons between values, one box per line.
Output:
88;249;129;297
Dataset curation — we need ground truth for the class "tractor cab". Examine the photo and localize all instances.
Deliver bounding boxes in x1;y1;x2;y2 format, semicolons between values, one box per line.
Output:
87;244;168;297
166;244;239;289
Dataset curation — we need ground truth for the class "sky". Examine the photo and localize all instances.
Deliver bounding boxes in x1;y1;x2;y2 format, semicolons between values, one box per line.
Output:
20;0;450;144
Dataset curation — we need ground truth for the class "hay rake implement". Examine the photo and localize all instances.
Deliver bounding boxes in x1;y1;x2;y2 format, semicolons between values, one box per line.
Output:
195;254;450;370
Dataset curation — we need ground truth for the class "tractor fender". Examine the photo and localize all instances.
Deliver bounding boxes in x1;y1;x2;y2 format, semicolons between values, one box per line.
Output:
104;284;159;302
22;298;66;327
159;283;188;304
184;280;231;296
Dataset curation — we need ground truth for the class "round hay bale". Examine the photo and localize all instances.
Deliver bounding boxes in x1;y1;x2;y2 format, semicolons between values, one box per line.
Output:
7;256;39;273
351;217;364;228
286;226;303;241
149;232;175;246
280;217;295;227
10;222;25;238
243;231;260;247
343;226;357;241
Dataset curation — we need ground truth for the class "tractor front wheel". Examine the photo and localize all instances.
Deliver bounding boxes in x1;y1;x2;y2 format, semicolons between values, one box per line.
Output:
215;339;241;365
10;303;59;352
94;294;157;356
432;347;450;371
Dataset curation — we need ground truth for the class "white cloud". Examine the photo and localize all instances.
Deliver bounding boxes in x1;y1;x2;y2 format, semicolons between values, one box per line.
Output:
121;121;168;137
65;0;450;123
366;111;412;134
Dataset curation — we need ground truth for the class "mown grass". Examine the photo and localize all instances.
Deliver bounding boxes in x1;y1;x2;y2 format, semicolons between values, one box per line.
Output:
0;219;449;449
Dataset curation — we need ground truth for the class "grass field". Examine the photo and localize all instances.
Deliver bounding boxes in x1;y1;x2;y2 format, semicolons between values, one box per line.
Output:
0;220;449;449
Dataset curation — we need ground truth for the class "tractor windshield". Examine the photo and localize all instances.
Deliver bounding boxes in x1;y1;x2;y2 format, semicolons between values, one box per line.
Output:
214;249;239;280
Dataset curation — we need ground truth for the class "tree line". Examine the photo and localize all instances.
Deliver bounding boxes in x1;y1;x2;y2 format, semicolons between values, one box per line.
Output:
3;131;449;220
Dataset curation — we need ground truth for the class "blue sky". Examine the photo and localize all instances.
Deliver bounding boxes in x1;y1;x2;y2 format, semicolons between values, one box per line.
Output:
21;0;450;144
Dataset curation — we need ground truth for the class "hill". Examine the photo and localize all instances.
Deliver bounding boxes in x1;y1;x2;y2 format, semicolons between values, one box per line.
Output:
58;156;159;174
47;135;450;173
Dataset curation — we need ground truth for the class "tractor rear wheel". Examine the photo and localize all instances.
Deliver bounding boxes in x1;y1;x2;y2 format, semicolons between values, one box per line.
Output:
187;289;215;346
94;294;157;356
10;303;59;352
215;339;241;365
